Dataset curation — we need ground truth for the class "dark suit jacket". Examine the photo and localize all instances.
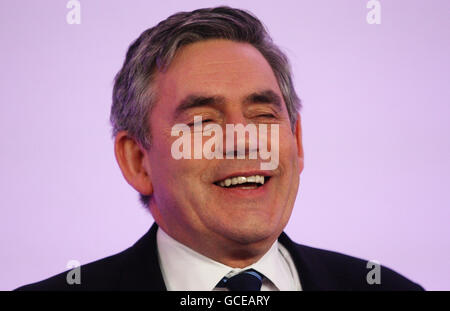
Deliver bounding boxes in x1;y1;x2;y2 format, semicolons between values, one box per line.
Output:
16;223;423;291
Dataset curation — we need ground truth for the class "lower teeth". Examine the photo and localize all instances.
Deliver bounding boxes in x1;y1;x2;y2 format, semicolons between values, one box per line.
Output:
240;186;258;189
222;183;260;189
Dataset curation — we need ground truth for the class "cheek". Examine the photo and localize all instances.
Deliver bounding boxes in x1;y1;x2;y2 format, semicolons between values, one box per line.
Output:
278;131;299;164
277;139;301;192
150;156;207;200
147;141;183;199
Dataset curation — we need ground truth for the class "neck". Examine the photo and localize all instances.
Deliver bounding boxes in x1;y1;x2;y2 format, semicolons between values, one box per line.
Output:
158;223;277;269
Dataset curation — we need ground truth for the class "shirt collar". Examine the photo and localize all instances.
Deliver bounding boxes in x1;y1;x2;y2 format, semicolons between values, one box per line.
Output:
248;240;296;291
156;227;294;291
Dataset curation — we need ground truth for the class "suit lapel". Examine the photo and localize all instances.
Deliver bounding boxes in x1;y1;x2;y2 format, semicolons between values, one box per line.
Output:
118;222;331;291
119;222;167;290
278;232;333;290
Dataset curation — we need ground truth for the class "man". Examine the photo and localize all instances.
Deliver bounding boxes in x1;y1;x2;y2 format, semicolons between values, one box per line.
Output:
17;6;422;291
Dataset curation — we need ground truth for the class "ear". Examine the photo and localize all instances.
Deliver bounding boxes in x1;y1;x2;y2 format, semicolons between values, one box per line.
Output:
294;113;304;174
114;131;153;197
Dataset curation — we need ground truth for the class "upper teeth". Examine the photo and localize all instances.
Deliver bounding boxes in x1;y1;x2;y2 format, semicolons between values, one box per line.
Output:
218;175;265;187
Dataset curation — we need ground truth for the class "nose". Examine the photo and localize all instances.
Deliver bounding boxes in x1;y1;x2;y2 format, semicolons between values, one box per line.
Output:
224;109;248;127
222;108;258;159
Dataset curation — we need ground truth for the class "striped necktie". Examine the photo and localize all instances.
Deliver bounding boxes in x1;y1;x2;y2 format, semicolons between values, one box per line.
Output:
216;269;263;291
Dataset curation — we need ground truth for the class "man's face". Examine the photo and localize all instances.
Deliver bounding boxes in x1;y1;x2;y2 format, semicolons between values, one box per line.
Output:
146;39;303;250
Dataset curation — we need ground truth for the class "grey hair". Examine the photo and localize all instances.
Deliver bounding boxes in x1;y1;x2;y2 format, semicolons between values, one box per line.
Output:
110;6;302;207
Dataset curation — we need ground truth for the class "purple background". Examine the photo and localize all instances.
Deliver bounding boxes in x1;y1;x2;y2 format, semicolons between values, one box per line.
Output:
1;1;449;290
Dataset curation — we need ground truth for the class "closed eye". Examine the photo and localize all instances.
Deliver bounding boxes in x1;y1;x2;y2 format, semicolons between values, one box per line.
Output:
187;119;213;127
258;114;276;118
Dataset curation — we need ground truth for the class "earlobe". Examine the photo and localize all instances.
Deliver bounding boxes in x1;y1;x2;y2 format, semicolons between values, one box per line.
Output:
114;131;153;196
295;113;304;174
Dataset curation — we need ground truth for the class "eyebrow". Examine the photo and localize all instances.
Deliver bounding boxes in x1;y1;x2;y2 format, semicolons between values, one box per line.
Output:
174;94;226;119
243;90;283;111
174;89;283;119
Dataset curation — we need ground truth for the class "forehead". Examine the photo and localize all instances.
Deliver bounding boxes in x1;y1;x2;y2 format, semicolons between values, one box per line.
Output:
154;39;281;108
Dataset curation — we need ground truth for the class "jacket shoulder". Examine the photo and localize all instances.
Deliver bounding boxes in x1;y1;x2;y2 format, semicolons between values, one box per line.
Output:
15;247;131;291
289;241;424;290
15;224;165;291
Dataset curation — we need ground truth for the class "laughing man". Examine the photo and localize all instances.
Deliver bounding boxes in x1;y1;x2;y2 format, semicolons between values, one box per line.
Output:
17;6;423;291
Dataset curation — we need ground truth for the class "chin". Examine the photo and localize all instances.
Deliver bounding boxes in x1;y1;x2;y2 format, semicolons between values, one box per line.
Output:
222;221;280;245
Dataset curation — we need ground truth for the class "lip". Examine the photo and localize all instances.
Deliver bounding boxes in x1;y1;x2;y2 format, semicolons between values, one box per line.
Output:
212;174;272;198
213;170;273;184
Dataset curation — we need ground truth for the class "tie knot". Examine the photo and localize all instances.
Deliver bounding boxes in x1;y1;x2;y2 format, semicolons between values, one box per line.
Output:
217;269;263;291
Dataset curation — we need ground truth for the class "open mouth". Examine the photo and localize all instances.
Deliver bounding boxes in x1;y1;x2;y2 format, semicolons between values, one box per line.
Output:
214;175;271;190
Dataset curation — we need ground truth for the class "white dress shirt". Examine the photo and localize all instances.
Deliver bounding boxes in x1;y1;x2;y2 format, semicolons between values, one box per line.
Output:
156;227;302;291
